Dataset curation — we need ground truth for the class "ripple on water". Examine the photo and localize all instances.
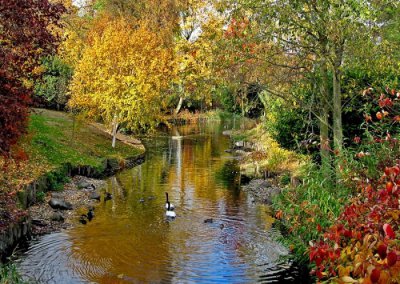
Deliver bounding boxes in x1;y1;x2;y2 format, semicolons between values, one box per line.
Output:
14;122;310;283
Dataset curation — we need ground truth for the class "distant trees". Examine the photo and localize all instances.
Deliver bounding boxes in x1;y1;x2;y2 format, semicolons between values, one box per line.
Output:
173;0;222;114
0;0;65;157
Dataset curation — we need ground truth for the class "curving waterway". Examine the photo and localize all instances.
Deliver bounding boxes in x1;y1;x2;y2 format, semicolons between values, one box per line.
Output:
15;120;309;283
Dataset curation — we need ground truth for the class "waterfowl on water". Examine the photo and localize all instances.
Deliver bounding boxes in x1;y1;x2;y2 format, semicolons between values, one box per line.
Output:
165;192;175;210
104;192;112;201
87;208;94;221
166;201;176;218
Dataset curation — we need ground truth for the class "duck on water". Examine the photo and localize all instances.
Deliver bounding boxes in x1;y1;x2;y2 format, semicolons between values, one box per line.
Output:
165;201;176;218
165;192;175;210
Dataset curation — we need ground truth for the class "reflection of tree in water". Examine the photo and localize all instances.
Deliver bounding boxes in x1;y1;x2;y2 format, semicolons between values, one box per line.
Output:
216;160;241;192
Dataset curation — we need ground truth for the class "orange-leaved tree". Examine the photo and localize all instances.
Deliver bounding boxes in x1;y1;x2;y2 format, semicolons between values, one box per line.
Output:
68;18;174;147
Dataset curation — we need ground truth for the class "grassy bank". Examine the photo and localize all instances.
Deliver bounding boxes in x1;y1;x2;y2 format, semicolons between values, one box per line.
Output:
0;264;25;284
231;124;306;179
0;108;144;194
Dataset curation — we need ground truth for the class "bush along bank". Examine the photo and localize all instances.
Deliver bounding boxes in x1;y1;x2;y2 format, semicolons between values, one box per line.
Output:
227;124;307;181
273;87;400;283
0;109;145;262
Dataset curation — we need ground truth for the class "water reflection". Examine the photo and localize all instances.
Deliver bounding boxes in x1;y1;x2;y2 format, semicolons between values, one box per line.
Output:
16;121;308;283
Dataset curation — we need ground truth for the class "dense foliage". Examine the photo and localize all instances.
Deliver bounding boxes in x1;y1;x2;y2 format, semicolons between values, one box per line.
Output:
34;56;73;110
0;0;64;157
69;18;174;131
274;87;400;282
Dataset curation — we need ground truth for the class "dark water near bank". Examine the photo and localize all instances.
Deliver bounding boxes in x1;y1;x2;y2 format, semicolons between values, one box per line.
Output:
15;120;309;283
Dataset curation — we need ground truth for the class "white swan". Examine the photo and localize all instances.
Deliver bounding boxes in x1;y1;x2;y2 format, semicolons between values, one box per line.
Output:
165;192;175;210
166;201;176;218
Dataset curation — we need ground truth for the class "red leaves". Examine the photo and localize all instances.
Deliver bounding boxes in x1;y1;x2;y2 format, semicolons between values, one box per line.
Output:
275;210;283;219
0;0;65;157
385;182;394;194
377;244;387;259
0;74;31;157
224;17;250;39
383;224;395;239
385;166;400;177
387;251;397;267
378;96;393;108
306;86;400;282
370;268;380;283
309;164;400;282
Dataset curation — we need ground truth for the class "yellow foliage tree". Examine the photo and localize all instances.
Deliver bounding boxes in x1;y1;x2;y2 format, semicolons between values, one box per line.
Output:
173;0;224;114
69;18;174;147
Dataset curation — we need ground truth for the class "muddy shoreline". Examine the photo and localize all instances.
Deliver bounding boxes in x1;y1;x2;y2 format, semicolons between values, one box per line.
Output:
29;175;108;235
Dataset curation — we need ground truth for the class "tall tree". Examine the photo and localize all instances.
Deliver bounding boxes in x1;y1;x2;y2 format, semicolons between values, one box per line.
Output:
69;19;174;147
173;0;222;114
0;0;65;157
94;0;182;45
232;0;397;176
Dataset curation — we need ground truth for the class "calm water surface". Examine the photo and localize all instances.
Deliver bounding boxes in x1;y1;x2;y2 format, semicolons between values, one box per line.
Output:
15;121;308;283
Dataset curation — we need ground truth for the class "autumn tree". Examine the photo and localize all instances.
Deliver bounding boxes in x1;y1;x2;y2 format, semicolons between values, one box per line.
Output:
0;0;65;157
216;14;275;117
173;0;223;114
228;0;398;178
69;19;174;147
93;0;182;46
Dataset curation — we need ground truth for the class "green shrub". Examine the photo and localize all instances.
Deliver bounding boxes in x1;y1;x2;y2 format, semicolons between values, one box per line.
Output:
280;172;291;186
45;166;70;191
35;191;45;203
272;163;353;264
34;56;73;110
272;85;400;268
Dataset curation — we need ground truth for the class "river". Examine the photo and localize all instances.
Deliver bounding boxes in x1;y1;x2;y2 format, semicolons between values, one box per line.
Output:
15;120;309;283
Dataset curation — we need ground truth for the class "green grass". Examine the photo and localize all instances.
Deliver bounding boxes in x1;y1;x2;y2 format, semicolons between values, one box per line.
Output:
1;109;144;190
28;109;143;169
272;163;353;263
0;264;26;284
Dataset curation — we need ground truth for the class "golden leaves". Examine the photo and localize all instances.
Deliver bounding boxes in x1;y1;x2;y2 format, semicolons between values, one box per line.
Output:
69;18;174;130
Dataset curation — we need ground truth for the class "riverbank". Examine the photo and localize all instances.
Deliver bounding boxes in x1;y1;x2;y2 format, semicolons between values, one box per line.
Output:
231;117;400;283
29;175;106;235
223;124;305;195
0;109;145;262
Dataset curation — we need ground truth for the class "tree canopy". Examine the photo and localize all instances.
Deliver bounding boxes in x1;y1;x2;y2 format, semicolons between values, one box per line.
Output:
0;0;65;156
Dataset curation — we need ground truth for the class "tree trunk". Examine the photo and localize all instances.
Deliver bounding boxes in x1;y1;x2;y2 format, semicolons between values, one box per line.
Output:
319;62;332;181
332;68;343;153
175;96;184;115
111;115;119;148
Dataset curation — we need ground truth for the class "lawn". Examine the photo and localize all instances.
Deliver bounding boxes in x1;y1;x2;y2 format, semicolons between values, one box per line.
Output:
0;109;144;191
